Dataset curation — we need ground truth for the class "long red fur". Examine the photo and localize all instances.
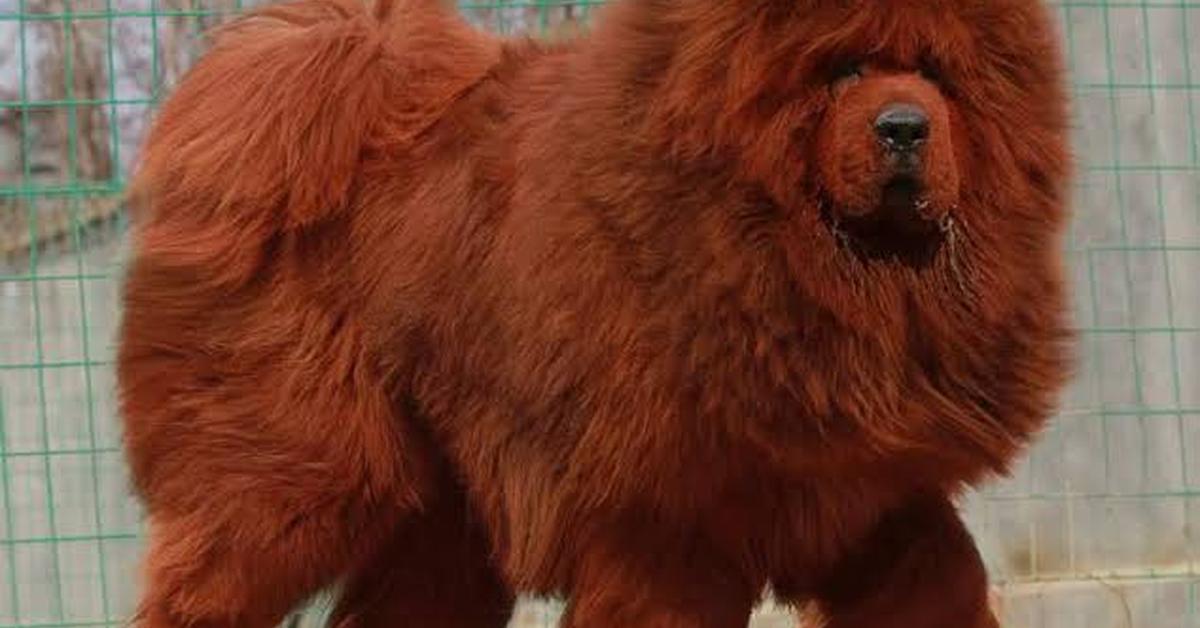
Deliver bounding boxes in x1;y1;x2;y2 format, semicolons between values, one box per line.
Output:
118;0;1072;626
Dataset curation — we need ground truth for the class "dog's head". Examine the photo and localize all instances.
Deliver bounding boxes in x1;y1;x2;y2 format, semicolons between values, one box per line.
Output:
632;0;1069;269
816;62;960;262
573;0;1073;475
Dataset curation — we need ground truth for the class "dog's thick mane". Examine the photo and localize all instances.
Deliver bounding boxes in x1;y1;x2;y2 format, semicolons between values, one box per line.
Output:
486;0;1074;486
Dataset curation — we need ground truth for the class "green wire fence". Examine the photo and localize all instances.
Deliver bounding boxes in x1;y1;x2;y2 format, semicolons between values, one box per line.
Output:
0;1;1197;626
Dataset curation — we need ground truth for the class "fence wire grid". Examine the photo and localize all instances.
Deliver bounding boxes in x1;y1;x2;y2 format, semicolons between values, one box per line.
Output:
0;0;1198;626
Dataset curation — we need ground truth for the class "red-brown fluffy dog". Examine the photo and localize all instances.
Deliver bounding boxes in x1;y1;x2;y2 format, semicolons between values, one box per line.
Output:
118;0;1071;625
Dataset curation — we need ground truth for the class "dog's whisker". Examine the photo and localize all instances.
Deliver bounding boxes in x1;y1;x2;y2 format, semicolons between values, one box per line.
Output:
939;214;972;296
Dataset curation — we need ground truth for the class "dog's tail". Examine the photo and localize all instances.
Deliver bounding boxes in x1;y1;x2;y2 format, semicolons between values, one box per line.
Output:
128;0;496;270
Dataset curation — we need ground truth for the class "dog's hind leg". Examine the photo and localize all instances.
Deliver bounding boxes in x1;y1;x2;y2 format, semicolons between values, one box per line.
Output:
328;476;514;628
127;405;430;628
127;414;429;628
120;288;433;628
561;524;759;628
135;499;400;628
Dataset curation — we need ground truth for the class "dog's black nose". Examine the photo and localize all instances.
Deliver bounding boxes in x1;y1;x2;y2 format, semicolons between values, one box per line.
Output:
875;104;929;152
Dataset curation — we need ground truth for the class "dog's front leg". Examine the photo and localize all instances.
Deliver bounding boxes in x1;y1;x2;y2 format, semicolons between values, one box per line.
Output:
562;526;759;628
804;494;998;628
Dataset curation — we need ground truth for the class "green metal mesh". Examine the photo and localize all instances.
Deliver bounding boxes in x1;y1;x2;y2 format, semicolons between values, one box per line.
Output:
0;1;1197;626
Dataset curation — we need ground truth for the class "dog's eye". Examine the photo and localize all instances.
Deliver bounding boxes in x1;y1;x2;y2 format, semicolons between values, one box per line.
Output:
918;61;943;84
830;62;864;89
833;63;863;81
